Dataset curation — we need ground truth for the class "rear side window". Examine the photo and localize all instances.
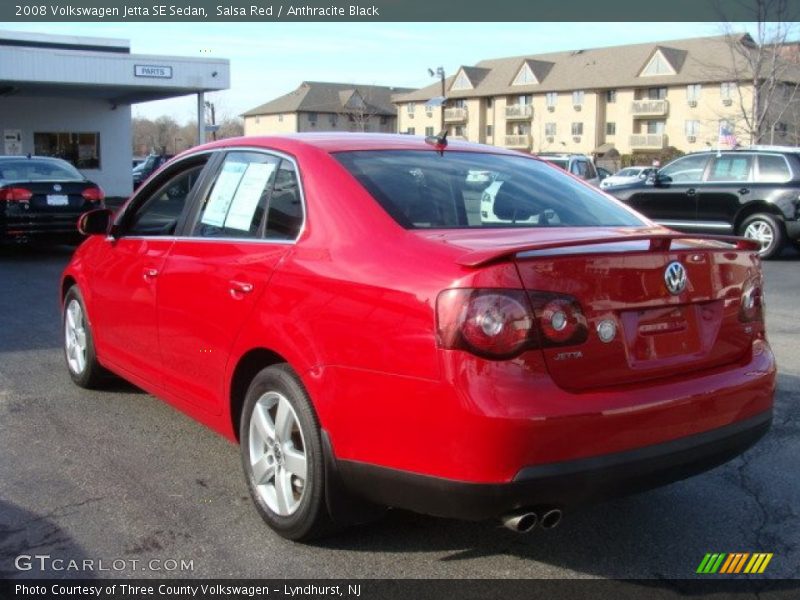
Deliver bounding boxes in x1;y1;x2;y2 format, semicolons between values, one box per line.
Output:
756;154;791;183
265;161;304;240
334;150;644;230
707;155;753;182
192;152;279;239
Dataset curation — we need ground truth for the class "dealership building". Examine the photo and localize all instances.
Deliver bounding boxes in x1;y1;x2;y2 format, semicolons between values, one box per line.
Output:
0;30;230;197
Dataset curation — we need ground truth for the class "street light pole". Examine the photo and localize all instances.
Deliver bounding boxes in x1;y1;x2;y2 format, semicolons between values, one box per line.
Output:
428;67;446;134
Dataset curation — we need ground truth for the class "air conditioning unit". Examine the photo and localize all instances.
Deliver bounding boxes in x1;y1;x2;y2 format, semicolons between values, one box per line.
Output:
723;99;733;106
687;135;697;143
546;136;554;143
573;136;582;143
547;106;555;112
688;100;698;107
409;113;415;119
573;105;582;111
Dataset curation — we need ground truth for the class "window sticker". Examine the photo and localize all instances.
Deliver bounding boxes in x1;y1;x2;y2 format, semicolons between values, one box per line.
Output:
201;160;247;227
224;162;276;231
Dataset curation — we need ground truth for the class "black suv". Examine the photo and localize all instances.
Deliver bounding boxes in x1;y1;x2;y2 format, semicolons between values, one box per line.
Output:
609;147;800;258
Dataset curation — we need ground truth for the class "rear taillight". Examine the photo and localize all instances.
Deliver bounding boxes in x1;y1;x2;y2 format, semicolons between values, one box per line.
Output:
81;186;105;203
0;187;33;202
739;279;764;323
436;289;587;359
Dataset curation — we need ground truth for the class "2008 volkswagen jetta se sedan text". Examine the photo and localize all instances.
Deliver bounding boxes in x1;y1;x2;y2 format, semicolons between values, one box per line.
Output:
61;133;775;540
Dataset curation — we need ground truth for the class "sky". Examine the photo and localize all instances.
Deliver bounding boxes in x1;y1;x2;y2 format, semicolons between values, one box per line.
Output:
1;21;759;123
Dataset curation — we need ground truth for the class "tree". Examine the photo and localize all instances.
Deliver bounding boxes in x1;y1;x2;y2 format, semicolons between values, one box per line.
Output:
716;0;800;144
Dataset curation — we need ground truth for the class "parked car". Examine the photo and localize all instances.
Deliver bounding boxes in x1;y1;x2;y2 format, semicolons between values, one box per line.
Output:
537;153;600;186
599;166;656;189
63;134;774;541
608;147;800;258
0;155;105;244
132;153;173;189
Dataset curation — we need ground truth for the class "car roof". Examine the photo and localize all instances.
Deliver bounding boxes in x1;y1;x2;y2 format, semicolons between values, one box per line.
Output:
0;155;72;163
187;133;528;157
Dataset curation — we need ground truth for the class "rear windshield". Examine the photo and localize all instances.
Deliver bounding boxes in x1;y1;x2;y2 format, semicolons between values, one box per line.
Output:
0;158;84;183
334;150;644;230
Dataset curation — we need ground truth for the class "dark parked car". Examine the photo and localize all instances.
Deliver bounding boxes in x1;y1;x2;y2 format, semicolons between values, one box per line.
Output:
0;155;105;244
608;147;800;258
132;153;174;189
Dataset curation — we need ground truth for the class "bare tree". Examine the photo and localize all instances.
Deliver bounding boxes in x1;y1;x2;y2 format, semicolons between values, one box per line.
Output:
716;0;800;144
337;88;384;133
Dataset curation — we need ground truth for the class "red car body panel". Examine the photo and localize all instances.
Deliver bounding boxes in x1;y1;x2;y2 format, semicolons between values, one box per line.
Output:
62;134;775;519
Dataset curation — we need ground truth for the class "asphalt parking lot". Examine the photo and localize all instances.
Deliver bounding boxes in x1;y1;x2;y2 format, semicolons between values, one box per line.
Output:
0;243;798;580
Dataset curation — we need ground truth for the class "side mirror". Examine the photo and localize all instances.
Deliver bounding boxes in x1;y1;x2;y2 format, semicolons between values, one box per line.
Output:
78;208;113;236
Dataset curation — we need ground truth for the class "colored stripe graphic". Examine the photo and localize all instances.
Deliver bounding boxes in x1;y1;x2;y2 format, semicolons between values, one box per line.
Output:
699;553;773;574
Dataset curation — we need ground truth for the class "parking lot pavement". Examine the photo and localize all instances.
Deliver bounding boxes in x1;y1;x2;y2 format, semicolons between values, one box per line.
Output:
0;244;798;580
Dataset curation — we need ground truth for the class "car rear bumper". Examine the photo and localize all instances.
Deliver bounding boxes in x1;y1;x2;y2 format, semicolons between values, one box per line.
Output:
336;409;772;520
1;213;84;242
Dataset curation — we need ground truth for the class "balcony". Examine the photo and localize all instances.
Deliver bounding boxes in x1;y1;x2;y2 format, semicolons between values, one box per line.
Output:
504;134;532;149
505;104;533;120
631;99;669;117
629;134;668;149
444;107;468;122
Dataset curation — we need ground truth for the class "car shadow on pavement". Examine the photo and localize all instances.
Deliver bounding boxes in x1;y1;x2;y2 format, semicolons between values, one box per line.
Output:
0;497;92;579
317;371;800;579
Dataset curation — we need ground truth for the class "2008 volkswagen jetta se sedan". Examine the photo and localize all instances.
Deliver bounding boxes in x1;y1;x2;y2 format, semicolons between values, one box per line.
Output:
61;134;775;540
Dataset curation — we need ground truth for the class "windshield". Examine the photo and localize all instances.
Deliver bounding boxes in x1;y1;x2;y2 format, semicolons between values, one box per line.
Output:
0;158;84;183
616;168;638;177
334;150;645;230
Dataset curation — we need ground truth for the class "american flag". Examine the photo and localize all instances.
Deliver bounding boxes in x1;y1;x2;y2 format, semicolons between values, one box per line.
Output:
719;123;738;147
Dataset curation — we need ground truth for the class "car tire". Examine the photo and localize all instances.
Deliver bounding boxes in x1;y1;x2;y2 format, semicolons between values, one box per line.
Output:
739;213;785;259
240;364;332;541
63;286;107;388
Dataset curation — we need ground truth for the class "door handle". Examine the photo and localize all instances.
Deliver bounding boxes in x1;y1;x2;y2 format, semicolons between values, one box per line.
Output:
686;188;696;197
229;280;254;296
143;268;159;281
739;188;750;195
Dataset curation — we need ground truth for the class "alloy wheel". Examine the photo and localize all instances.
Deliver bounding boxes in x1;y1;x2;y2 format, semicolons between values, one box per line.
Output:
64;299;87;375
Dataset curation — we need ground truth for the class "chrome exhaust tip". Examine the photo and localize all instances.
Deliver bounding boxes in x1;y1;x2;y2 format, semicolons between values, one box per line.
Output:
540;508;563;529
501;510;538;533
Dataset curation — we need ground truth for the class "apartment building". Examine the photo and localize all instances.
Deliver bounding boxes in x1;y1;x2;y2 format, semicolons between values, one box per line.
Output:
394;35;799;158
243;81;413;135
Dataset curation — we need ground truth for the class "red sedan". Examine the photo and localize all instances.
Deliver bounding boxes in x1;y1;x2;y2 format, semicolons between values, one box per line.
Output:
62;134;774;540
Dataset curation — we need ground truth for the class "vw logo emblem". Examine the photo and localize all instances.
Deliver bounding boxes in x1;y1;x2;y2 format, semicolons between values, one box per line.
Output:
664;261;687;295
53;184;62;192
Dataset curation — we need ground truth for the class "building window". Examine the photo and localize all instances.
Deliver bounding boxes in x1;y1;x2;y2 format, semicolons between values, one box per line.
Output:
546;92;558;108
605;122;616;135
407;103;416;114
329;115;338;126
545;122;557;136
425;126;434;136
640;50;676;76
451;70;473;91
453;125;466;137
646;120;666;134
33;132;100;169
687;84;702;102
606;90;617;103
721;82;736;102
571;122;583;136
255;117;260;124
572;90;585;106
278;114;284;122
648;87;667;100
685;120;700;137
486;98;493;108
517;94;532;106
307;112;318;125
407;127;416;135
486;124;493;137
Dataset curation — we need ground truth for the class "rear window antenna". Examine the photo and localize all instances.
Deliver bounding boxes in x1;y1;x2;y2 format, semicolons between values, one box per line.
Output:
425;129;448;155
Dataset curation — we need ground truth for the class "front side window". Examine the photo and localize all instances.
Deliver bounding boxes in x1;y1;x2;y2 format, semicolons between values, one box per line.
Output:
707;154;753;183
333;150;644;230
124;161;206;236
192;152;279;239
658;154;711;183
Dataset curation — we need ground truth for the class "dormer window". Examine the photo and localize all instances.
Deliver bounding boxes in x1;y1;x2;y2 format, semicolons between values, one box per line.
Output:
451;69;473;91
639;49;677;77
512;62;538;86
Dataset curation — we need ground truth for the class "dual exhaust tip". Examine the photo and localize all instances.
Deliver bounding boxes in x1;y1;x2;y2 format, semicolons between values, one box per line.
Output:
501;507;562;533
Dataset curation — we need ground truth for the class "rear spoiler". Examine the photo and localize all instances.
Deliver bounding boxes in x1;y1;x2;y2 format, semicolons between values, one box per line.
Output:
456;233;761;267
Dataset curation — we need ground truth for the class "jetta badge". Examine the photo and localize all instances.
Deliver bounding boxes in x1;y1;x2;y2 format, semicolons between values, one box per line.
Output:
664;261;687;295
53;184;62;191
